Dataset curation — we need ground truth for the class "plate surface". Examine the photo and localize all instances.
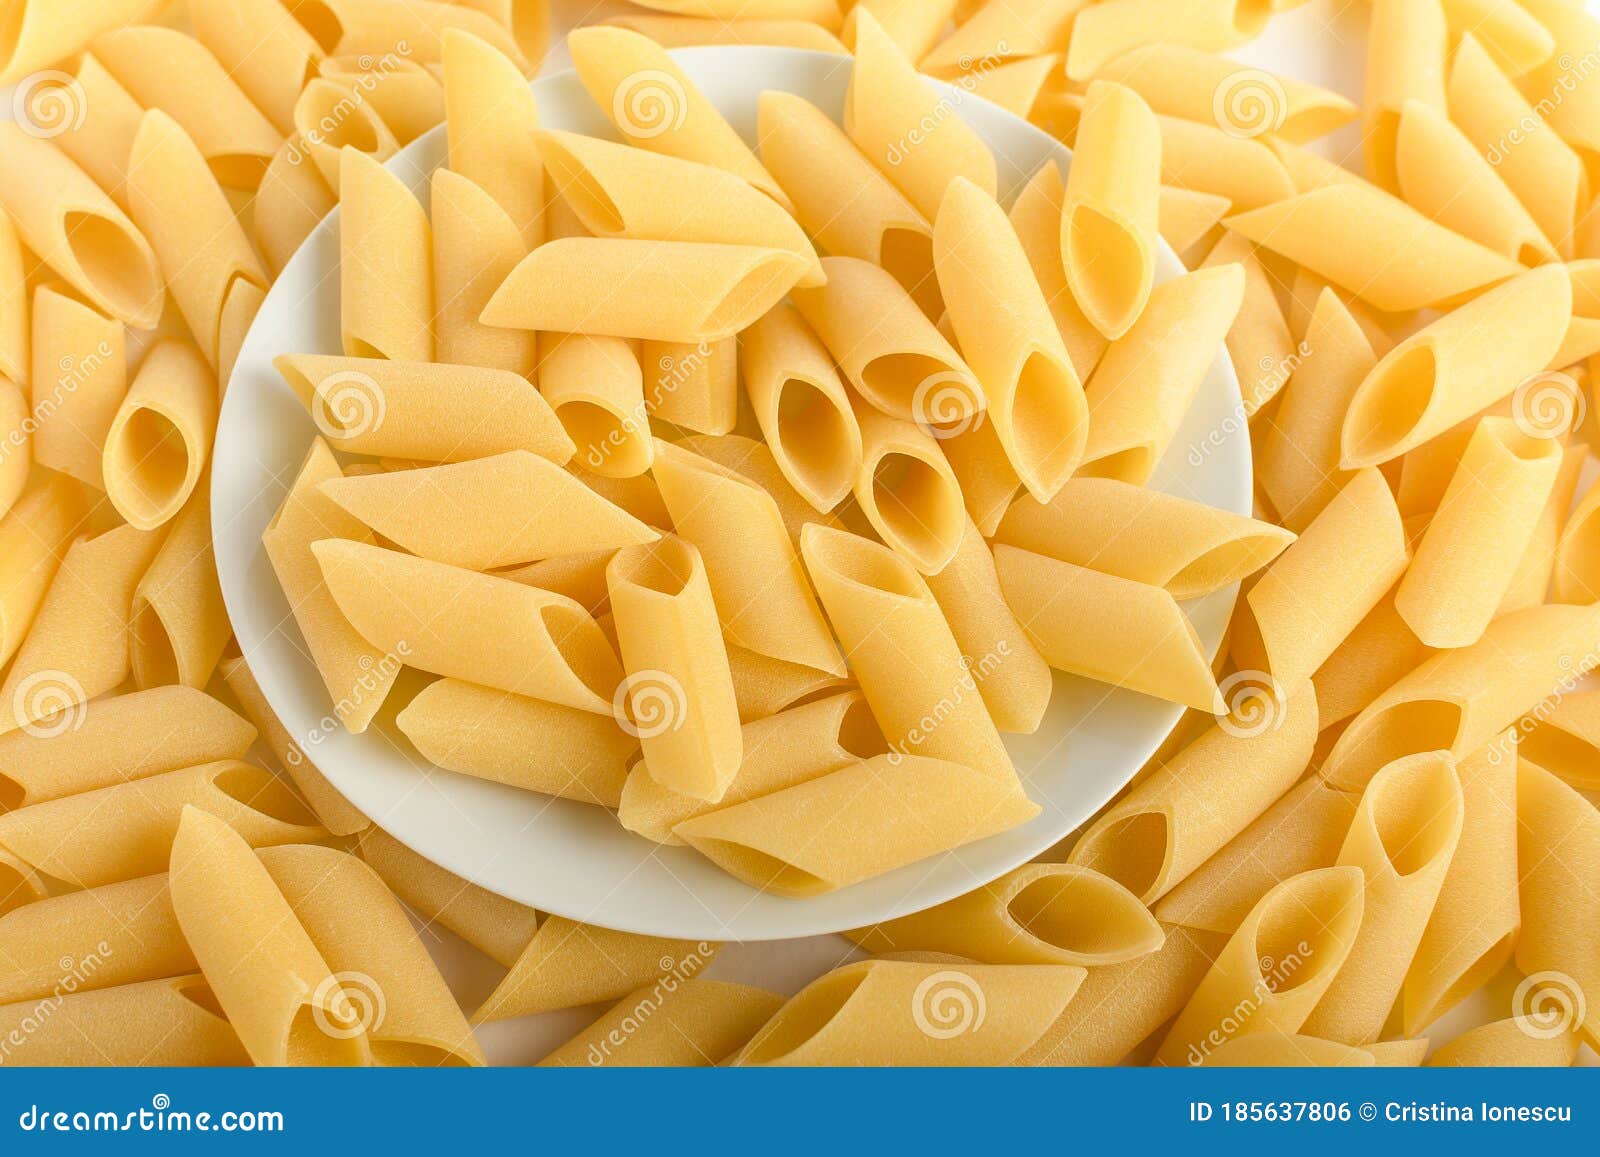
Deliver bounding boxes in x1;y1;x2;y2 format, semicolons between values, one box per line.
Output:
213;47;1252;941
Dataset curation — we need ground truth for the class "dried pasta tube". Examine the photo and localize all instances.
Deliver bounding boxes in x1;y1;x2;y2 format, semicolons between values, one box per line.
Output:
191;0;325;134
1201;231;1297;419
1007;162;1108;380
1362;0;1447;191
1311;591;1433;729
1156;114;1297;210
1428;1017;1578;1067
1198;1034;1374;1067
443;27;542;248
52;55;143;204
29;282;127;489
340;147;431;361
0;210;23;383
431;169;535;376
129;488;230;690
1066;0;1274;80
255;136;336;275
1515;687;1600;790
316;55;444;145
541;979;784;1068
101;340;216;531
292;0;526;68
293;77;400;191
641;337;739;434
851;405;967;575
606;14;848;53
607;536;743;803
0;975;248;1066
0;0;164;84
538;334;649;478
726;643;850;724
0;476;84;670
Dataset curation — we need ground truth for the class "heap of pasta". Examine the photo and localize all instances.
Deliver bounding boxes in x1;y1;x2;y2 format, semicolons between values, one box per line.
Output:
0;0;1598;1068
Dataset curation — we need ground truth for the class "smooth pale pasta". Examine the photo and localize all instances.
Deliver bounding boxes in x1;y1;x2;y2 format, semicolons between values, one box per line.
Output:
1340;266;1571;467
1553;475;1600;604
936;178;1088;497
1403;739;1518;1034
1066;0;1273;81
757;91;940;318
641;337;739;435
537;130;820;285
850;406;967;575
791;256;982;424
619;691;883;844
191;0;325;135
0;211;23;383
1504;440;1587;612
841;0;954;59
0;976;248;1067
1362;0;1447;192
0;522;164;735
28;283;127;488
1079;264;1244;483
0;128;162;329
995;477;1293;601
1515;761;1600;1051
318;450;656;571
255;136;337;275
0;379;29;519
94;24;281;188
1517;0;1600;156
1060;80;1159;341
1516;687;1600;790
263;439;399;732
1201;231;1296;418
996;546;1222;713
101;340;216;531
603;15;848;52
650;442;843;675
566;26;786;209
129;489;229;689
317;56;445;146
1224;181;1523;314
474;917;716;1022
219;654;368;837
0;0;164;84
1158;186;1231;261
443;28;542;248
726;643;851;724
1300;753;1463;1045
51;55;142;205
541;979;784;1068
1155;114;1297;211
340;148;432;362
963;54;1060;120
1069;684;1317;903
1231;468;1409;694
482;239;806;344
1199;1034;1374;1068
1008;163;1109;379
273;354;573;463
801;523;1014;781
1155;867;1366;1066
536;335;648;477
293;77;400;191
1154;777;1359;936
292;0;526;68
0;761;324;890
850;863;1163;966
1441;0;1553;76
168;807;367;1067
925;517;1053;734
1428;1017;1579;1068
315;539;623;713
1311;592;1433;730
431;169;536;377
260;843;484;1066
678;754;1037;895
0;477;83;670
675;432;845;541
217;276;267;391
740;303;862;511
918;0;1077;73
620;0;840;22
1322;602;1600;789
844;11;997;223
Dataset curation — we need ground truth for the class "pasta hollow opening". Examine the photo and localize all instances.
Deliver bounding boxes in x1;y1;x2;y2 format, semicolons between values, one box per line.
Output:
775;378;854;496
693;838;828;897
1515;726;1592;782
837;697;888;759
808;526;924;599
1007;873;1151;958
1074;810;1170;900
1371;767;1459;876
209;154;270;190
174;977;228;1021
879;228;940;317
286;1003;369;1066
106;406;191;523
303;91;382;155
291;2;343;53
543;155;623;235
131;601;181;688
612;537;695;598
704;258;806;337
870;454;961;565
1334;701;1462;788
1347;345;1436;463
1012;352;1083;486
64;212;158;322
213;765;319;827
0;773;22;812
1066;207;1149;334
1253;900;1335;995
556;400;649;476
740;967;867;1064
539;604;624;702
862;353;972;418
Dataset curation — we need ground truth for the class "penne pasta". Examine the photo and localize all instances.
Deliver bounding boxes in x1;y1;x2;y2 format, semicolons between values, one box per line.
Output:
1201;231;1297;419
0;211;23;384
51;55;142;205
1066;0;1273;81
191;0;326;135
431;169;536;376
1553;474;1600;604
1199;1033;1374;1067
1428;1017;1578;1067
0;0;164;85
1516;687;1600;790
339;148;432;362
293;76;400;192
317;55;445;146
850;406;967;574
0;477;84;671
1008;163;1108;380
726;642;851;724
1362;0;1447;192
101;340;216;530
603;15;847;53
443;27;543;248
0;975;248;1067
1155;114;1297;211
129;488;230;689
541;978;784;1067
537;334;650;477
255;136;337;276
28;282;127;489
641;337;739;435
292;0;526;68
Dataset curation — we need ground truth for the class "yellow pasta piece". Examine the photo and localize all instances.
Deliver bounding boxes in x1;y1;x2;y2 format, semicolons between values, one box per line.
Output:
315;539;622;714
0;476;83;670
1079;263;1245;483
1158;186;1231;262
1552;472;1600;604
937;420;1021;540
1322;602;1600;789
1069;684;1317;903
963;54;1060;120
541;978;784;1067
431;169;535;376
1155;867;1366;1066
1008;162;1109;380
757;91;940;318
442;28;541;250
1066;0;1273;81
1515;760;1600;1051
217;276;266;393
1156;113;1297;210
0;211;23;384
482;238;806;343
791;256;982;424
936;178;1087;497
641;337;739;435
0;521;165;734
0;0;163;85
1442;0;1552;75
619;691;882;844
603;15;847;52
844;10;997;222
273;354;573;463
996;546;1223;713
1517;0;1600;156
0;761;324;889
260;843;484;1066
474;917;716;1022
398;678;637;806
0;975;248;1067
1231;468;1410;693
293;0;526;69
129;488;229;689
537;130;820;285
340;147;432;361
1502;441;1587;614
169;807;367;1067
255;135;337;275
995;476;1293;601
293;77;401;191
1427;1016;1578;1067
802;524;1014;780
619;0;840;22
94;25;281;189
317;55;445;146
735;959;1082;1065
1340;265;1572;465
1202;231;1297;419
727;644;851;725
192;0;326;135
101;340;216;530
675;432;845;541
0;128;162;328
850;863;1162;966
567;26;786;209
1199;1033;1374;1067
51;54;142;205
1362;0;1447;192
1516;686;1600;790
606;535;742;803
319;450;656;571
0;379;23;520
27;283;126;489
530;337;643;479
851;406;967;575
917;0;1078;73
840;0;953;58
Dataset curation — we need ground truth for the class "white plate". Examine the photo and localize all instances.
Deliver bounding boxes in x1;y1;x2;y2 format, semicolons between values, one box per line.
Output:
212;46;1251;942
